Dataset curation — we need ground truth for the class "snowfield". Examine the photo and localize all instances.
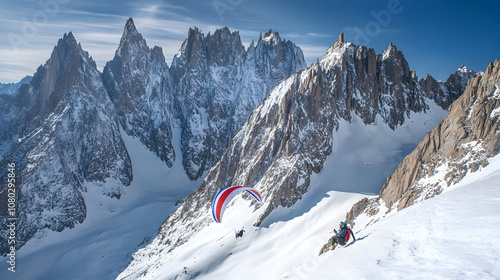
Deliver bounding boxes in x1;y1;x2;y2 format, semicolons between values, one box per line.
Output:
119;154;500;280
0;125;201;280
2;102;497;280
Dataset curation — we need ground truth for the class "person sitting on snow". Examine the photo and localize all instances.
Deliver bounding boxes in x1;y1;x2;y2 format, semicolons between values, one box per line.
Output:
329;221;355;249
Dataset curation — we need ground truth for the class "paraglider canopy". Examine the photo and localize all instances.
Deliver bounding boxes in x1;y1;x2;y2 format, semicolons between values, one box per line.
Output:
211;186;262;223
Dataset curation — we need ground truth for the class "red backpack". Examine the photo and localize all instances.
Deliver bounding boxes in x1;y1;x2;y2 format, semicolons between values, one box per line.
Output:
344;228;351;243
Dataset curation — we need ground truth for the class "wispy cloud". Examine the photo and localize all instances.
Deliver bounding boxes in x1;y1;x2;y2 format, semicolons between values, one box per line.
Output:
307;32;334;38
297;44;330;65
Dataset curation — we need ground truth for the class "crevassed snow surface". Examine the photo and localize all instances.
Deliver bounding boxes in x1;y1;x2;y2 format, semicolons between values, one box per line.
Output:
0;124;201;280
123;152;500;280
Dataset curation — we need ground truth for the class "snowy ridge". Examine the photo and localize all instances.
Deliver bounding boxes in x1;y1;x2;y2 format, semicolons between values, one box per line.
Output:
0;19;490;279
170;26;306;180
118;138;500;280
0;31;133;256
347;60;500;229
118;34;473;279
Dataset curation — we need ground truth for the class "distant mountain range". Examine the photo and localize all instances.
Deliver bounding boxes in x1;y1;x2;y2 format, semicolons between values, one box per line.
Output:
119;33;487;279
0;18;305;255
1;17;496;280
0;76;32;96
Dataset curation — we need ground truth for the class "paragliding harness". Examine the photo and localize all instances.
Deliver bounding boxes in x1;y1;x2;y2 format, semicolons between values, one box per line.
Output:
235;228;245;239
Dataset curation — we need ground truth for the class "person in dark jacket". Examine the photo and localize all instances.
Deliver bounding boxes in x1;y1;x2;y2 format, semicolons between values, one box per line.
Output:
329;221;355;249
235;229;245;239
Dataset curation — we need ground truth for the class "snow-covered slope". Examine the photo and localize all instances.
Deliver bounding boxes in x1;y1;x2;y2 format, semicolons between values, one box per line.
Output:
117;137;500;280
120;34;474;277
0;125;200;279
308;155;500;280
0;19;307;258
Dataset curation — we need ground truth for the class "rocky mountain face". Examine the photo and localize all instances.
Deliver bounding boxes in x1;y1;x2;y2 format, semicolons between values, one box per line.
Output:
0;19;306;255
346;60;500;227
0;32;133;254
170;27;306;180
103;18;175;167
420;65;478;110
103;21;306;181
125;33;475;266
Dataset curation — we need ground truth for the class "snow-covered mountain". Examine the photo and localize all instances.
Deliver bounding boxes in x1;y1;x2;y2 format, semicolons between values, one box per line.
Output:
346;59;500;226
0;19;305;260
117;152;500;280
118;34;477;279
0;76;32;96
0;32;132;255
103;19;306;182
103;18;175;167
170;27;306;180
0;18;491;279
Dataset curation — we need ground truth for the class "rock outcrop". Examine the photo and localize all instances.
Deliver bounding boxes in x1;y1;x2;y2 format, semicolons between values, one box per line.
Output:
170;27;306;180
346;60;500;226
123;34;475;272
103;18;175;167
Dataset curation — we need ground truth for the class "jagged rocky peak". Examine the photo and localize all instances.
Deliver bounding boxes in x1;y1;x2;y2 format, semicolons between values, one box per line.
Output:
334;32;344;48
48;31;91;73
382;42;397;58
420;64;479;110
115;17;160;63
253;29;307;81
206;27;246;65
318;34;425;127
325;32;350;55
170;26;306;181
21;31;101;126
446;64;479;92
260;29;281;43
176;27;207;66
104;17;168;101
347;60;500;227
102;17;174;167
124;17;139;36
177;26;247;67
379;42;411;76
0;31;132;255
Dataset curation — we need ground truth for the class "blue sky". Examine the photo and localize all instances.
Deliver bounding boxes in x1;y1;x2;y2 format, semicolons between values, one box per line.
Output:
0;0;498;83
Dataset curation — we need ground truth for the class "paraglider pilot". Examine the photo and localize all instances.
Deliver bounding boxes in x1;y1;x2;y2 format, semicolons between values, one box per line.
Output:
235;229;245;239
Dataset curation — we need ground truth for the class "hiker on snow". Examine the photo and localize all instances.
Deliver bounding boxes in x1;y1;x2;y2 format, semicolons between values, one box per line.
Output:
329;221;355;250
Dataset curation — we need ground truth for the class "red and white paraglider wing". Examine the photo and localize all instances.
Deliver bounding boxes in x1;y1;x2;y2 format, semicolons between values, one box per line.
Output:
211;186;262;223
